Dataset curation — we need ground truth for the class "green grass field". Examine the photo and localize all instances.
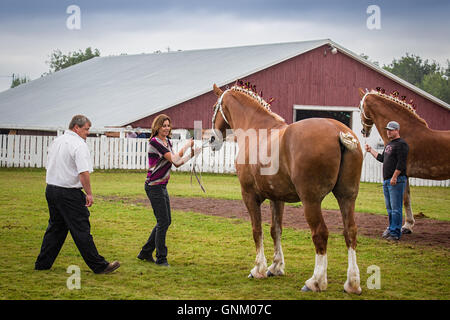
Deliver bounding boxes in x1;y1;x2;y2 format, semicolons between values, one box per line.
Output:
0;168;449;300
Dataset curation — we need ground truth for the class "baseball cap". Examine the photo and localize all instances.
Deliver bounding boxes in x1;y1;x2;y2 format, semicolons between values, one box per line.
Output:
385;121;400;131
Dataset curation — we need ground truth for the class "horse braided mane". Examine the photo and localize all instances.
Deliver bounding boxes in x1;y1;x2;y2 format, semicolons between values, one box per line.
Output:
230;80;285;123
369;88;428;127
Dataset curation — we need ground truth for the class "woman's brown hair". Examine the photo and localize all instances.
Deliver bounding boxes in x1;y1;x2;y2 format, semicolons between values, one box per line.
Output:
150;114;172;139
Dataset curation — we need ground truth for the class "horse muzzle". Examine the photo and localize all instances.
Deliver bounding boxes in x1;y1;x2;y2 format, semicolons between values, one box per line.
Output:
361;128;367;137
209;134;224;151
361;128;371;138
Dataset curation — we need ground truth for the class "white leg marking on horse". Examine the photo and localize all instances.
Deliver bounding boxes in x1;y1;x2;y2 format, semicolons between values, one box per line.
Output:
250;239;267;279
304;254;328;292
402;185;414;233
344;248;362;294
268;227;285;276
402;221;414;233
402;203;415;233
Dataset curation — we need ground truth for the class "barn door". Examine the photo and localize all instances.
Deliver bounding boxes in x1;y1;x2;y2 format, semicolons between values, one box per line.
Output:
293;105;359;129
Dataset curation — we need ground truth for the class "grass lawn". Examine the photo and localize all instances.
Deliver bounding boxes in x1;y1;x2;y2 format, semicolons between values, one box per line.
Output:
0;168;449;300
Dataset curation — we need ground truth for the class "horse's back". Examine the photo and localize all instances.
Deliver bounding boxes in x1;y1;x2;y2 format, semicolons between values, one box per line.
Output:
283;117;354;152
288;117;354;133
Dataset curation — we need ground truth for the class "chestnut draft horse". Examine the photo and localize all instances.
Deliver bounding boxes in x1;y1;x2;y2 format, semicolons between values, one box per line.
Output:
359;88;450;234
210;83;363;294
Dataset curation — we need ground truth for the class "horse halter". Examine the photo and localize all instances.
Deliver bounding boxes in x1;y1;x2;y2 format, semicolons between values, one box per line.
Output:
211;89;231;130
359;90;374;136
210;88;232;146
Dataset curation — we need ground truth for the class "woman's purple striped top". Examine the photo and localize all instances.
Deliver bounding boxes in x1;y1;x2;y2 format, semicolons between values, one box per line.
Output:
145;137;173;186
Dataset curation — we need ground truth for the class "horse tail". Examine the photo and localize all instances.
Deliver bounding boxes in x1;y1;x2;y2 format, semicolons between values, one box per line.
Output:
339;131;359;151
334;130;363;194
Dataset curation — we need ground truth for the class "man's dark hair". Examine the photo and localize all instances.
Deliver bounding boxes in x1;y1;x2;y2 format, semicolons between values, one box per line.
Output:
69;115;92;129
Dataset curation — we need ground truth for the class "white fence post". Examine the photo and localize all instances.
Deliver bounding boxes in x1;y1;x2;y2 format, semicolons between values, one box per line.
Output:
0;135;7;167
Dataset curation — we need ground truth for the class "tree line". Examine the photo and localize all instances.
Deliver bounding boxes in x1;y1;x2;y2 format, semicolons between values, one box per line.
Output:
10;48;450;104
383;54;449;104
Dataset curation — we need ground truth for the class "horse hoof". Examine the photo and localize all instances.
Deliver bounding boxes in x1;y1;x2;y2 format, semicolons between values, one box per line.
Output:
401;228;412;235
301;285;312;292
344;283;362;295
248;269;266;279
344;288;362;295
267;270;274;277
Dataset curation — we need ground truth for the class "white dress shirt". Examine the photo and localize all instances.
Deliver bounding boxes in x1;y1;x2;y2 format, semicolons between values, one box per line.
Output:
46;130;93;188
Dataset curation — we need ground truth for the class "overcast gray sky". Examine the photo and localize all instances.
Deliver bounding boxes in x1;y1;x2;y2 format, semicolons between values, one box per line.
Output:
0;0;449;92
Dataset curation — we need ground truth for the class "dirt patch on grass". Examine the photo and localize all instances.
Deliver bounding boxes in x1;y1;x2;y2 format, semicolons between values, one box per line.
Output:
102;195;450;249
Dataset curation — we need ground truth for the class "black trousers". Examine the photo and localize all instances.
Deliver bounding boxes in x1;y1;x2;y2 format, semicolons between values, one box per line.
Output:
35;184;109;273
140;184;171;264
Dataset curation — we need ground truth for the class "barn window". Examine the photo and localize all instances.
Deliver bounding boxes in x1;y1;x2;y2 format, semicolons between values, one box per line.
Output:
293;105;357;129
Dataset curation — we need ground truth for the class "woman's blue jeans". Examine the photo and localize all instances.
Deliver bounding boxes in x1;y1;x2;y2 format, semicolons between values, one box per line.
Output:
382;176;407;238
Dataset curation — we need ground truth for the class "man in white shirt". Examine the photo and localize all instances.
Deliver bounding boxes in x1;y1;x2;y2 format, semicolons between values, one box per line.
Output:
35;115;120;274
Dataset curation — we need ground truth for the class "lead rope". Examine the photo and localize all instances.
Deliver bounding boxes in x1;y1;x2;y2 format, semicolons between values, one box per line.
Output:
189;140;209;193
363;137;368;162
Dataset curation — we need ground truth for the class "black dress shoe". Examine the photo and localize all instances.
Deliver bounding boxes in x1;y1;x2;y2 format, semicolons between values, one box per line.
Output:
35;264;51;271
99;261;120;274
137;252;155;263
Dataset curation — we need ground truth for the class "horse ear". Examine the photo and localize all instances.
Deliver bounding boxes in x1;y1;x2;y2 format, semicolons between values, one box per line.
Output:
358;88;366;97
213;84;223;97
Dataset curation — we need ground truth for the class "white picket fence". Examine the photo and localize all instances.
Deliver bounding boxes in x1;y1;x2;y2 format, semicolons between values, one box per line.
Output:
0;134;238;174
0;134;449;187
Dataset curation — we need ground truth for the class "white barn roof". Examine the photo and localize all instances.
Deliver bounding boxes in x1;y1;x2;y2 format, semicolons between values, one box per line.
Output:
0;39;448;131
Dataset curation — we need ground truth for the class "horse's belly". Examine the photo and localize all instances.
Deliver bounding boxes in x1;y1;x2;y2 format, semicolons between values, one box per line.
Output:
236;158;301;202
254;175;300;202
270;193;301;203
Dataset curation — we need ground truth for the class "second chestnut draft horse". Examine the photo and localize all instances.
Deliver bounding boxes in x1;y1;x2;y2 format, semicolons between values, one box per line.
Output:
359;87;450;234
210;83;363;294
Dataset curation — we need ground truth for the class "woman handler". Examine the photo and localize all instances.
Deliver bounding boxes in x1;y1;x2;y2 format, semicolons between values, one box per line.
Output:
137;114;199;266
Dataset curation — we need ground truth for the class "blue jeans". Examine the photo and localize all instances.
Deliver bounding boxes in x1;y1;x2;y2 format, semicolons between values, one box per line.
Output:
382;176;407;238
